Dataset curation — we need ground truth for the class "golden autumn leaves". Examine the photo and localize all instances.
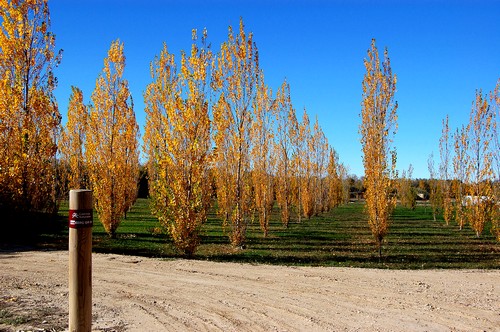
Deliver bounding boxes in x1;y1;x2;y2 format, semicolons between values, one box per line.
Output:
3;1;498;256
211;21;258;247
143;21;346;253
360;39;398;257
86;41;140;238
1;0;392;256
429;84;500;240
0;0;140;239
144;31;212;255
60;40;140;238
0;0;61;215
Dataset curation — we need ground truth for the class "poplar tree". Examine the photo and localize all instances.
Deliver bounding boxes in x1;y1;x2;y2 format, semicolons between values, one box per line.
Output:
310;117;329;215
339;163;351;205
290;108;304;223
274;81;298;227
212;19;258;247
359;39;398;257
399;164;416;210
465;90;494;237
439;115;453;224
144;30;212;255
492;80;500;240
251;72;275;237
59;86;88;191
299;110;314;220
493;80;500;179
86;40;139;238
453;124;469;230
0;0;62;216
427;153;441;221
327;147;344;209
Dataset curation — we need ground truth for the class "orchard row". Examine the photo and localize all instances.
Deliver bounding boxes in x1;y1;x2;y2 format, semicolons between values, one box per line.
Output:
60;22;348;254
1;1;498;257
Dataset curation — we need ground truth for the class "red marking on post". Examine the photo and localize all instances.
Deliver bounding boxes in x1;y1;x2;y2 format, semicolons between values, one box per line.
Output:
68;209;93;228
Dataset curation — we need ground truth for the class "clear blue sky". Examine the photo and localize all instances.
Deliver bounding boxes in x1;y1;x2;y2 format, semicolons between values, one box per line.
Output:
50;0;500;179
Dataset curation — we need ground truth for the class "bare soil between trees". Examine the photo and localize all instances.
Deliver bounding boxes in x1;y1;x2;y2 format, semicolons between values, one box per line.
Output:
0;250;499;332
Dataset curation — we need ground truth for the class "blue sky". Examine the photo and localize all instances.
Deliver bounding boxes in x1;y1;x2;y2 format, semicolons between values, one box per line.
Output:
50;0;499;179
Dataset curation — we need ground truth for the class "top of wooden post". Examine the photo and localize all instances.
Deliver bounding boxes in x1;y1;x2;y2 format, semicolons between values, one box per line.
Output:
69;189;93;210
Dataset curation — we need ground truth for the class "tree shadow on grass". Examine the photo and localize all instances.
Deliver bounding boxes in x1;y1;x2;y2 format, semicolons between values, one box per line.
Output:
0;208;67;252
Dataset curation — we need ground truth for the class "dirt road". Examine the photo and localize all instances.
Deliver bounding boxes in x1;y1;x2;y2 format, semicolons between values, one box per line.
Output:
1;250;498;331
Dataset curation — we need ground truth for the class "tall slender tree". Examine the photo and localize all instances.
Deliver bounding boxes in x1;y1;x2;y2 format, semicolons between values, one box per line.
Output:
359;39;398;257
310;117;329;215
453;124;469;230
327;147;344;209
299;110;314;219
492;80;500;179
339;163;351;205
251;71;275;237
212;19;259;247
427;153;441;221
465;90;494;237
492;80;500;240
439;115;453;224
274;81;298;226
0;0;62;216
59;86;88;191
144;30;213;255
399;164;416;210
86;40;139;238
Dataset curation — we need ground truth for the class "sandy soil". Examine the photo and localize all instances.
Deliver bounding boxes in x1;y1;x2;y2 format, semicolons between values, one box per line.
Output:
0;250;498;332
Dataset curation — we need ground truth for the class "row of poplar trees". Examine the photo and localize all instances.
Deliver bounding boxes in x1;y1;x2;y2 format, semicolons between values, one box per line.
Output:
70;22;348;252
0;0;140;238
0;0;404;257
360;39;500;255
59;40;140;239
143;23;348;254
5;1;494;260
0;1;347;253
428;80;500;240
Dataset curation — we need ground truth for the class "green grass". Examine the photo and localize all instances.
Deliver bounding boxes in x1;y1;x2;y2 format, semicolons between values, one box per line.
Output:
0;309;29;325
26;198;500;269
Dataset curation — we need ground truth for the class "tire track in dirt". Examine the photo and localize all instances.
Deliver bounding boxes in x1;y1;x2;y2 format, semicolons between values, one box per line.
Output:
1;250;499;331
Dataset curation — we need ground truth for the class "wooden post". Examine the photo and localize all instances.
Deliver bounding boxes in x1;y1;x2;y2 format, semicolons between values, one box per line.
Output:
69;189;93;332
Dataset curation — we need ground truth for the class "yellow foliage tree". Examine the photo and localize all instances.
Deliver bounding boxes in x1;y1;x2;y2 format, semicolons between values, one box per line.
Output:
299;110;314;220
290;109;304;223
144;30;212;255
310;117;329;215
492;80;500;240
327;147;344;209
86;40;139;238
427;153;442;221
464;90;494;238
399;164;416;210
274;81;298;227
439;115;453;224
453;124;469;230
0;0;62;216
493;80;500;178
339;163;351;205
251;72;275;237
359;39;398;257
59;86;88;191
212;19;258;247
